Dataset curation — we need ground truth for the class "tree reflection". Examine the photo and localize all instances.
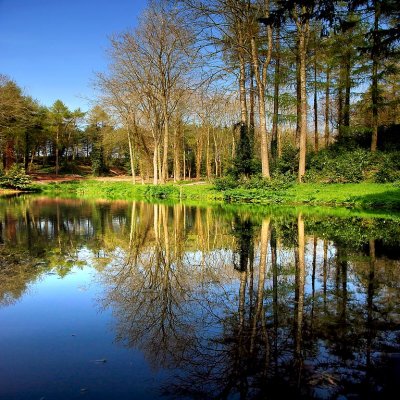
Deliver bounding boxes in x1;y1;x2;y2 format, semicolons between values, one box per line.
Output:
100;209;400;399
1;195;400;398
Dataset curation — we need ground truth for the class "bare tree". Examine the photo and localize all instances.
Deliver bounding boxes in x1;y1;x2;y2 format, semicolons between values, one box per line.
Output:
98;0;198;184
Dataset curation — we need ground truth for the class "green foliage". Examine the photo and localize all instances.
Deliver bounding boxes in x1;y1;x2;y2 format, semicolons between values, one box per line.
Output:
214;175;240;191
304;149;374;183
272;143;299;175
58;163;84;175
239;172;295;191
91;143;108;176
374;152;400;183
0;165;32;190
144;185;179;198
231;124;255;178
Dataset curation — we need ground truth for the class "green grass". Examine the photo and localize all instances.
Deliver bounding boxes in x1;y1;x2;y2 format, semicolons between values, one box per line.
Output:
223;182;400;209
39;180;224;202
36;180;400;211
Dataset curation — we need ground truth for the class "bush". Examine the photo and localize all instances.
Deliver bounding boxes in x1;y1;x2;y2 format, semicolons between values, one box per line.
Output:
214;172;294;192
374;152;400;183
214;175;240;191
272;144;299;175
304;149;374;183
0;165;32;190
240;172;295;191
144;185;179;198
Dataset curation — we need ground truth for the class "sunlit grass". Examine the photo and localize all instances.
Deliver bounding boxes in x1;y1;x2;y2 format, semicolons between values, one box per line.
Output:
37;180;400;212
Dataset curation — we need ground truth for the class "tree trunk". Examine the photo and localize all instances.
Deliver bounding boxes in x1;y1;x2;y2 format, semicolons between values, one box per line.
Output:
344;59;351;129
249;65;255;131
196;131;203;180
324;67;330;147
174;124;182;182
296;39;301;145
153;141;158;185
127;126;136;185
206;126;211;179
238;28;248;125
3;138;16;171
251;26;271;179
338;65;344;136
371;2;380;152
297;15;309;183
55;126;60;177
157;144;162;182
313;46;318;152
161;102;169;182
271;26;280;159
338;56;351;139
183;144;186;181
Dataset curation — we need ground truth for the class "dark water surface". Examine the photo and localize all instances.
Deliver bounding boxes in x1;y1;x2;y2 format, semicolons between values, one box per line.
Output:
1;195;400;399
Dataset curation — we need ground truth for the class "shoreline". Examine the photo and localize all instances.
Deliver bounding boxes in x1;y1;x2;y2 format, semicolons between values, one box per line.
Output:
18;178;400;212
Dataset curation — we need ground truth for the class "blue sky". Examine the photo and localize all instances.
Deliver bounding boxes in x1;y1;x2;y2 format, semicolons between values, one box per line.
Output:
0;0;147;111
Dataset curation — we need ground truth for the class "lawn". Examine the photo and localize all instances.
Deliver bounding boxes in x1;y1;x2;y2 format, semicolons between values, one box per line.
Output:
34;179;400;211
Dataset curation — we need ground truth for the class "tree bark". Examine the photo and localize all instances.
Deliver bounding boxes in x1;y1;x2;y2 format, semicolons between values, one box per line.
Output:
238;27;248;126
324;67;330;147
251;4;272;179
127;125;136;185
196;130;203;180
249;65;255;131
55;126;60;177
271;26;280;159
174;123;182;182
161;102;169;182
371;2;380;152
206;126;211;180
3;138;16;171
153;141;158;185
313;46;318;152
297;13;309;182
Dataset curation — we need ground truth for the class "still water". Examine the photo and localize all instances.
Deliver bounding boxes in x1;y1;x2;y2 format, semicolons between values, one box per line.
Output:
0;195;400;399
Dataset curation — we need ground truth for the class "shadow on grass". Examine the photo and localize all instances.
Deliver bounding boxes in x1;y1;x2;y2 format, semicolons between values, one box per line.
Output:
351;186;400;210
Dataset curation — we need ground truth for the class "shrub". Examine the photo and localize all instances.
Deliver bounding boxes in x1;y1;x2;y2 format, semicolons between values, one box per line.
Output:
214;175;240;191
0;164;32;190
214;172;294;192
374;152;400;183
304;149;374;183
273;144;299;175
241;172;295;191
144;185;179;198
91;144;108;176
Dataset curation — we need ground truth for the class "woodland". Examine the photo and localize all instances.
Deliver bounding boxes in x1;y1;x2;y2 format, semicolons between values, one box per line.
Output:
0;0;399;194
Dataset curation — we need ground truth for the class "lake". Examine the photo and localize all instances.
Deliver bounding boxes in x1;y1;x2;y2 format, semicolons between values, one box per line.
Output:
1;195;399;399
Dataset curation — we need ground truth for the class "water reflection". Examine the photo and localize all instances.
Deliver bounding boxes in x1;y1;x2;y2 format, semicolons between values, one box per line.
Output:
1;196;400;399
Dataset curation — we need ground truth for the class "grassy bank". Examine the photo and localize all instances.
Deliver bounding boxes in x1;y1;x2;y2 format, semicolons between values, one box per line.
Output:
35;179;400;210
38;180;223;202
